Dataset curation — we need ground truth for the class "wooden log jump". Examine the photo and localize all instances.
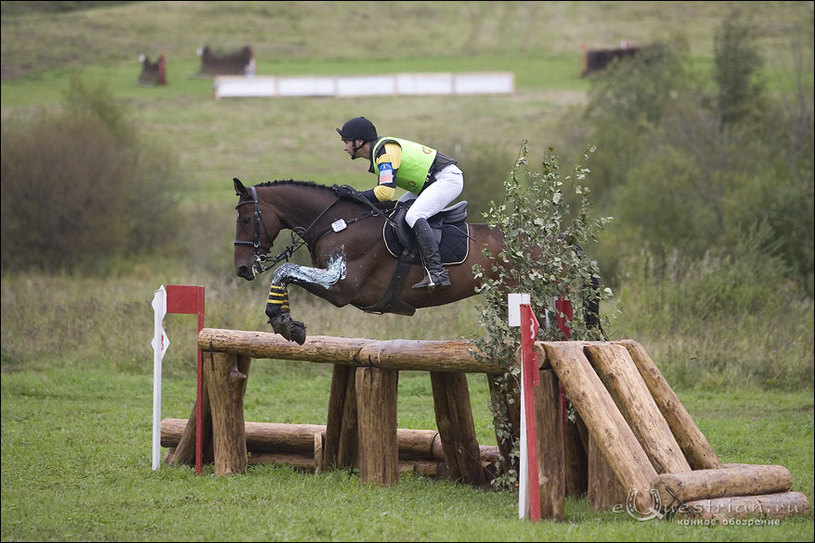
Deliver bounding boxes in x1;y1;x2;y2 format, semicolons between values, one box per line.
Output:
180;329;498;488
165;328;808;523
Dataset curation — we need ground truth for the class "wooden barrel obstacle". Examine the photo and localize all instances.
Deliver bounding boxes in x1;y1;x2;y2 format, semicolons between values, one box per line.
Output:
163;328;810;522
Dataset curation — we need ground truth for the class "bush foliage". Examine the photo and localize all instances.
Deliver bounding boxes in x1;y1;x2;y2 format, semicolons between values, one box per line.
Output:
577;12;814;294
471;142;612;487
1;76;183;273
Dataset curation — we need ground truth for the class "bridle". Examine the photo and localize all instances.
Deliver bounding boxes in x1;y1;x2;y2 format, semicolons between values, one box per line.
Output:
233;185;303;276
233;184;347;277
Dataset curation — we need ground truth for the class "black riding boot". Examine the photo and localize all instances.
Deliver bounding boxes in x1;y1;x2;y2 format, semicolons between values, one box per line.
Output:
412;218;451;290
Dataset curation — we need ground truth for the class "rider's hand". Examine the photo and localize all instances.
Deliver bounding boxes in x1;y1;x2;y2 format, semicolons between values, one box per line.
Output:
333;184;361;200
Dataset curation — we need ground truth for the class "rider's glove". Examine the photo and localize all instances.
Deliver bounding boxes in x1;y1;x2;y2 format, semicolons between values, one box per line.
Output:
332;184;362;200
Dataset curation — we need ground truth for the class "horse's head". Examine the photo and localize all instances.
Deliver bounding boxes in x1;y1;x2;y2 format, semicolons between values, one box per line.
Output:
233;178;282;280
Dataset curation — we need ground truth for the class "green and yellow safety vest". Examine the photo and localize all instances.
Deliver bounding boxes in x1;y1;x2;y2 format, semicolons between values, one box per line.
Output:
372;136;437;194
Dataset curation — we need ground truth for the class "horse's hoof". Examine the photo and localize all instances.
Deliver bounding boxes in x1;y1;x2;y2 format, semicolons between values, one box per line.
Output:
269;313;292;338
269;313;307;345
291;321;307;345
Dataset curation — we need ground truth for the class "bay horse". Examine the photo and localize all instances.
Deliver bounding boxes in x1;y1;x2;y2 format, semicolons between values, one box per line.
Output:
232;178;505;344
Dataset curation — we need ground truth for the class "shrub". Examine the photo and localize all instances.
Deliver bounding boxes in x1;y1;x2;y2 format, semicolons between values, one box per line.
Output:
472;142;612;487
1;76;183;273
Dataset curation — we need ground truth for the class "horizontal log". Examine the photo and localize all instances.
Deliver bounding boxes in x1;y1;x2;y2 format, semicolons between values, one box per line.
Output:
675;491;810;521
161;418;499;462
247;451;454;478
652;464;793;509
197;328;503;373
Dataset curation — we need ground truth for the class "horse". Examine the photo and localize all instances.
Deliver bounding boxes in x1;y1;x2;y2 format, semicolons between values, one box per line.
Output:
232;178;505;345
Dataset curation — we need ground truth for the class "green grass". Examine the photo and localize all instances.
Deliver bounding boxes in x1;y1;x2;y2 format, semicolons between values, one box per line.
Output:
1;271;813;541
2;367;812;542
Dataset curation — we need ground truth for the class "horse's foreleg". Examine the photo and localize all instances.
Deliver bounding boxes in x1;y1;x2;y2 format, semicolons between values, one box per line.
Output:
265;283;306;345
264;257;347;345
265;280;306;346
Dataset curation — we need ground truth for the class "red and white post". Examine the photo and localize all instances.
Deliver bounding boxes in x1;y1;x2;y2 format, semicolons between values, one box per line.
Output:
150;285;205;474
508;293;541;521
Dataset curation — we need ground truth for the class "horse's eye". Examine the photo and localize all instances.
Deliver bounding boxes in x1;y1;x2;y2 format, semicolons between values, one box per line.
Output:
240;216;251;227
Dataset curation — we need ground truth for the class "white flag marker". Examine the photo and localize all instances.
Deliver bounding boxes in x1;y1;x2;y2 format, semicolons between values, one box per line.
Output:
151;286;169;470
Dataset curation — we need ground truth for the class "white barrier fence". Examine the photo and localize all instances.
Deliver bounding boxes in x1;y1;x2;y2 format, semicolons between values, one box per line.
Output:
214;72;514;99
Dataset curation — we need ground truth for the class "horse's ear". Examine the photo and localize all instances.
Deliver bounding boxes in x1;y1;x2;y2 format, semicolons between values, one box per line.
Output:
233;177;248;197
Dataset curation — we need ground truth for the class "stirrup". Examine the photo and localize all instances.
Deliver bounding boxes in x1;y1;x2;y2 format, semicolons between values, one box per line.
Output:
412;271;451;290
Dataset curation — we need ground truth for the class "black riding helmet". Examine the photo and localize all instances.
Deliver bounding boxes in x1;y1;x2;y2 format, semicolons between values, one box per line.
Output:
336;116;378;142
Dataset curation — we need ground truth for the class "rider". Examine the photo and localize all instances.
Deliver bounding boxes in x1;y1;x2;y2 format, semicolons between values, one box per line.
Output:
337;116;463;290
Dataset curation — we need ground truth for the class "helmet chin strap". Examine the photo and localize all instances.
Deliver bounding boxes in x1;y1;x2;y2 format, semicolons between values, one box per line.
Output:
351;139;365;158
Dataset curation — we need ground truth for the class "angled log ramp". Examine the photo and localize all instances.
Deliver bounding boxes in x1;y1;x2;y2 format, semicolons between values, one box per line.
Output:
539;340;809;521
615;340;722;470
583;344;691;475
542;342;658;514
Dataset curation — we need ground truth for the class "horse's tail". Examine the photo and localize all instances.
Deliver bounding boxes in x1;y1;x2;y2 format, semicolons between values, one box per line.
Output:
584;272;606;339
571;241;606;340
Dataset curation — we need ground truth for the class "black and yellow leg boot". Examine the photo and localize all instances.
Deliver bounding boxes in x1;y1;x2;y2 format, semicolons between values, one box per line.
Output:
411;218;451;290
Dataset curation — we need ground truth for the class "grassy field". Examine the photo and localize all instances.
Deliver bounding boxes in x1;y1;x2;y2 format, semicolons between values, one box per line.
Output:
1;367;813;542
2;2;813;541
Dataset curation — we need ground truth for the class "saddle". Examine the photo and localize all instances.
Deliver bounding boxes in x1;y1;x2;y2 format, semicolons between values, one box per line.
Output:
383;201;470;265
362;200;470;315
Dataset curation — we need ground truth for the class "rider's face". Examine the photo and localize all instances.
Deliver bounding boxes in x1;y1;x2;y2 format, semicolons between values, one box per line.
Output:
343;139;364;159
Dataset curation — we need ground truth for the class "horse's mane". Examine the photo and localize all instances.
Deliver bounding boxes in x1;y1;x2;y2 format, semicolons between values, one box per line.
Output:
256;179;334;192
253;178;396;212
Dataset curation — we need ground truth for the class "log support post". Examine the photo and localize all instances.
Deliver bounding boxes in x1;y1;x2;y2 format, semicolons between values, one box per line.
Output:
430;372;487;487
323;364;358;469
486;373;520;477
615;340;722;470
536;368;565;520
587;435;628;510
205;351;252;475
564;412;588;496
355;366;399;485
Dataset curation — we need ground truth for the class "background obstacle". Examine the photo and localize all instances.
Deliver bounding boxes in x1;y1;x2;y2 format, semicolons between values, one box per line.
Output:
579;44;640;77
165;328;809;522
194;45;255;77
137;53;166;86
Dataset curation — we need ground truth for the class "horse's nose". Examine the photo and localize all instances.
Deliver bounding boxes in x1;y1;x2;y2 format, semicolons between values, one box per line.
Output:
236;265;255;281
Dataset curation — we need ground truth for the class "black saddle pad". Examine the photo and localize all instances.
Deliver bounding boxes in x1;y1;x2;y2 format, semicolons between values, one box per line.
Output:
382;222;470;266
